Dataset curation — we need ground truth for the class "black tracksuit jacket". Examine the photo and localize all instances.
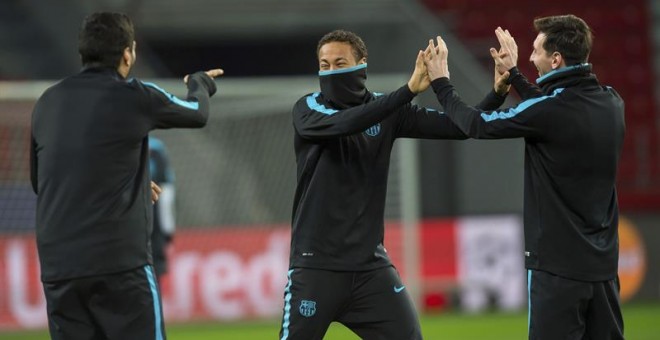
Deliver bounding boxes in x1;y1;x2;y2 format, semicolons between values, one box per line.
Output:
290;84;505;271
432;64;625;281
30;66;216;282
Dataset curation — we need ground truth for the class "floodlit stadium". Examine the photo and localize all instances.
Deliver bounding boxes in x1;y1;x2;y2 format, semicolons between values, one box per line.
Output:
0;0;658;339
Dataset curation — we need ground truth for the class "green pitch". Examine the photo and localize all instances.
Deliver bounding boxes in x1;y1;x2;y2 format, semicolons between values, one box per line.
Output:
0;303;657;339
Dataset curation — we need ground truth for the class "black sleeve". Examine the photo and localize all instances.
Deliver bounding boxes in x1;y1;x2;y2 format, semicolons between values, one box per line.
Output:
431;77;546;139
394;85;509;139
507;67;543;101
394;104;467;139
475;89;508;111
292;84;415;139
30;134;38;194
140;72;217;129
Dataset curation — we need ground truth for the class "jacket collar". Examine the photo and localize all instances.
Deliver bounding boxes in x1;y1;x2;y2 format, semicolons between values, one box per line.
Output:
81;64;125;80
536;63;596;93
536;63;592;85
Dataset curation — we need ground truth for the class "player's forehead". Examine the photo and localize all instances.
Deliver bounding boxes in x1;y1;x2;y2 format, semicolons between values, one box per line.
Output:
533;33;547;51
318;41;355;62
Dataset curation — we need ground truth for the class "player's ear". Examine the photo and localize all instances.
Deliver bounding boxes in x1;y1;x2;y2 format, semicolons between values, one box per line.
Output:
358;57;367;65
122;47;132;67
551;52;563;70
122;41;136;67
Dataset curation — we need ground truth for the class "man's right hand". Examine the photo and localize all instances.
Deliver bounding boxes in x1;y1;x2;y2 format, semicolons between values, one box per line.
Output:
184;68;224;84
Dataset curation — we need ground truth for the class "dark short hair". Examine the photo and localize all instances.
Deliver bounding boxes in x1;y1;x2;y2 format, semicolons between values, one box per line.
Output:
317;30;368;62
533;14;593;66
78;12;135;67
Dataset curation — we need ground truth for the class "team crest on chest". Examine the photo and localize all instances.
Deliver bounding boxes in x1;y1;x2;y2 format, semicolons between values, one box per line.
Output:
299;300;317;317
364;123;381;137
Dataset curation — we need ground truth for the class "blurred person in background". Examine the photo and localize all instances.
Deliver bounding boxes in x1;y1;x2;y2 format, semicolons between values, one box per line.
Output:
424;15;624;340
280;29;510;339
30;11;222;340
149;136;176;281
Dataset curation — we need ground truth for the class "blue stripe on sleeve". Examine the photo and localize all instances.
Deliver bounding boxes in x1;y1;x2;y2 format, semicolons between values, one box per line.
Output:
480;88;564;122
280;269;295;340
305;92;339;115
141;81;199;110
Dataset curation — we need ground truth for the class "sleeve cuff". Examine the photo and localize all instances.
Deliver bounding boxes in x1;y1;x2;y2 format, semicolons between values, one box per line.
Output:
431;77;451;93
491;88;508;99
189;72;217;96
400;84;417;101
505;67;521;85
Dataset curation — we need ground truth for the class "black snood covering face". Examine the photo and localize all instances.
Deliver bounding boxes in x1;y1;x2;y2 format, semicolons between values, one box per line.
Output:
319;63;368;109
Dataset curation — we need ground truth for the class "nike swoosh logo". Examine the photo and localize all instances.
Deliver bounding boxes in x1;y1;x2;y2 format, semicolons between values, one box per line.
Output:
394;285;406;293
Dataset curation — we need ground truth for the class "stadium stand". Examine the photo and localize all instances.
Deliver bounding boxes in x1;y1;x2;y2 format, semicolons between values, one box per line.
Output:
424;0;659;209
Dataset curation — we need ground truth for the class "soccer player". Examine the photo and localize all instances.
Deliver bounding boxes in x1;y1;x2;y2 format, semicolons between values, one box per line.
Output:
424;15;625;339
30;12;222;340
280;29;510;339
149;136;176;281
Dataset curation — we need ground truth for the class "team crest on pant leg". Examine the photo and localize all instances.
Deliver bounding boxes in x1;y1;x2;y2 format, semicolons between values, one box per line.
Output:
299;300;316;317
364;123;381;137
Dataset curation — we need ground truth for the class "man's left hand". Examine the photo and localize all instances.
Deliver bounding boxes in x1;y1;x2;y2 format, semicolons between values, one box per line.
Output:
423;36;450;81
490;47;511;96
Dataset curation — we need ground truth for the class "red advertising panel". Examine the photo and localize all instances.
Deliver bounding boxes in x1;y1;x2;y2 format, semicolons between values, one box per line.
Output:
2;218;524;330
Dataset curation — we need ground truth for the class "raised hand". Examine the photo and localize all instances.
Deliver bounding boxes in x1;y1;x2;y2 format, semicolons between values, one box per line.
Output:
490;47;511;95
492;27;518;73
407;50;431;94
423;36;450;81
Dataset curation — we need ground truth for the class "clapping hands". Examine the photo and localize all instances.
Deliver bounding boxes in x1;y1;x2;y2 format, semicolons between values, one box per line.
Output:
413;27;518;95
406;36;449;95
422;36;450;81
